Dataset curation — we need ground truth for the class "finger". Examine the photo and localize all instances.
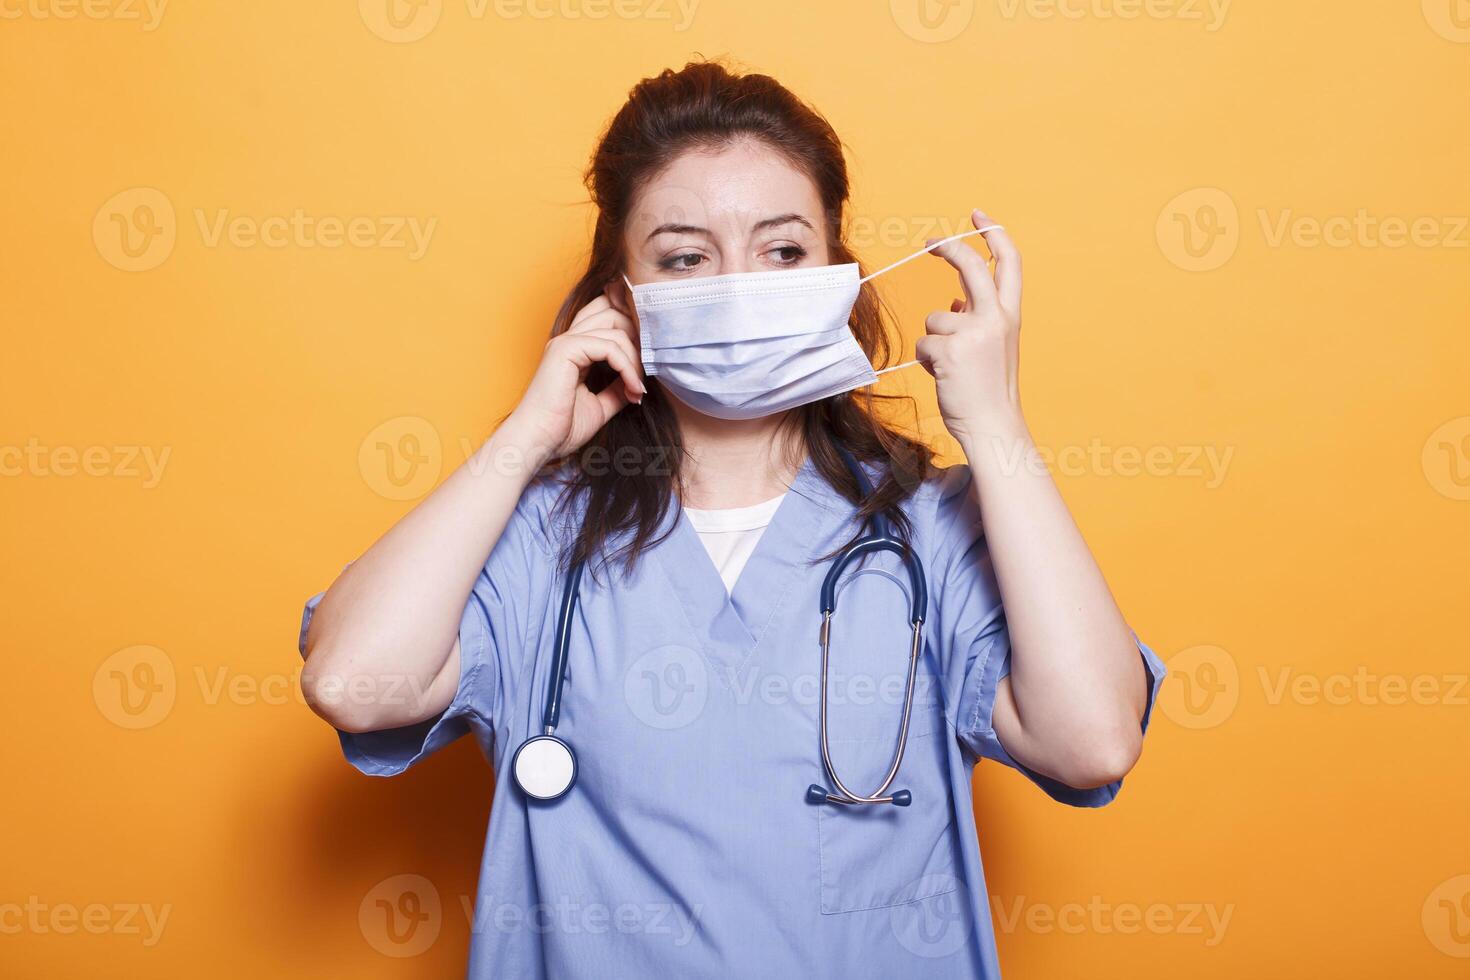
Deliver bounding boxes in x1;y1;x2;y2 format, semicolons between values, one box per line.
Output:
974;209;1021;313
557;333;646;400
950;298;965;314
569;294;613;331
926;232;999;314
923;310;968;336
567;304;636;342
579;322;640;356
914;335;944;377
591;382;632;424
580;326;644;383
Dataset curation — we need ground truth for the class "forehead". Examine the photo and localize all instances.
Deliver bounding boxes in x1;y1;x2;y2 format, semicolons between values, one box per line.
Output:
626;139;824;241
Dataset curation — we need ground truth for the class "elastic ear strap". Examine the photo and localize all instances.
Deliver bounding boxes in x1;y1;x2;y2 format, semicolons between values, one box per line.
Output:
622;274;634;290
858;225;1004;284
873;359;921;376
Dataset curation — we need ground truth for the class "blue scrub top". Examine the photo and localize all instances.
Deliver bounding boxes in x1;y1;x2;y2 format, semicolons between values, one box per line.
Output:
299;459;1165;978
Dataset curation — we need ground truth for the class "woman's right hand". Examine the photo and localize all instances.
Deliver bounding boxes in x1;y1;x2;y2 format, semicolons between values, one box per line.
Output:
504;286;647;457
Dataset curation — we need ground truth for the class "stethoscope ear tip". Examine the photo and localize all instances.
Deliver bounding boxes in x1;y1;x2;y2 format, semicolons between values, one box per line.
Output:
806;784;913;806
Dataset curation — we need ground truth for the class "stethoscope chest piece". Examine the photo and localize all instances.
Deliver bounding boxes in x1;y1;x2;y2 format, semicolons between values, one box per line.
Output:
512;734;577;801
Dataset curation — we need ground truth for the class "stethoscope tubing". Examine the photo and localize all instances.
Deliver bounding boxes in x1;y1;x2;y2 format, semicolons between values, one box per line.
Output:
813;618;924;805
519;441;928;809
540;560;583;735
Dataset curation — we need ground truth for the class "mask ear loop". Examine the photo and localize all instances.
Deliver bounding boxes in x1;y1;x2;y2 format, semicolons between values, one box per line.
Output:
859;224;1005;376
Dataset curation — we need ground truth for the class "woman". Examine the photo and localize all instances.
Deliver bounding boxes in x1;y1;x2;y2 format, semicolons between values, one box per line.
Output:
299;61;1164;978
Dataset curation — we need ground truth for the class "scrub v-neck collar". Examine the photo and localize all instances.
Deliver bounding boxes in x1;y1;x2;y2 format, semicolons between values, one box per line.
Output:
652;454;853;680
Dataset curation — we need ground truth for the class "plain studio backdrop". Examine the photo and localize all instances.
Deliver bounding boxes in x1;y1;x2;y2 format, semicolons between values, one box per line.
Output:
1;1;1467;977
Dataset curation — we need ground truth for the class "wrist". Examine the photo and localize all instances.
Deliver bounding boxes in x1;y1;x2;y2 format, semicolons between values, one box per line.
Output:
956;413;1035;476
476;419;557;487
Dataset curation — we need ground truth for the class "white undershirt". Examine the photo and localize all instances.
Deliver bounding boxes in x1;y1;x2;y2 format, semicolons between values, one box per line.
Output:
682;493;787;594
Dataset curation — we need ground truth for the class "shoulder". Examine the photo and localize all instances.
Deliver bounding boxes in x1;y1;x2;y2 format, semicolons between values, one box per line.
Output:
905;462;978;524
507;469;583;560
907;463;987;572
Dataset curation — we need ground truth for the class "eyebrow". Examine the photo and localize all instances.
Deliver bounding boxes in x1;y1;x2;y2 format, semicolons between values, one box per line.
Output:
644;212;815;243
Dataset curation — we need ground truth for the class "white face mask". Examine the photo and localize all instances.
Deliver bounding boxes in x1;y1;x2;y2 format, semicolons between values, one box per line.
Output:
627;226;1000;420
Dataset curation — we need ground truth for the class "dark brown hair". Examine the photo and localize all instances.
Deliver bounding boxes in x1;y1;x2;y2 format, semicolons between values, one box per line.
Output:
550;60;934;574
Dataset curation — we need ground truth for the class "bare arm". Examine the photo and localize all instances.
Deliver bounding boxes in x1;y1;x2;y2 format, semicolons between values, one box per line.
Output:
300;427;542;733
918;210;1148;790
301;293;646;733
961;421;1147;790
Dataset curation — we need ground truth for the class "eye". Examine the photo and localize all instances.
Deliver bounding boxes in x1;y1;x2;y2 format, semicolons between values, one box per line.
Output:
657;252;706;274
764;244;807;267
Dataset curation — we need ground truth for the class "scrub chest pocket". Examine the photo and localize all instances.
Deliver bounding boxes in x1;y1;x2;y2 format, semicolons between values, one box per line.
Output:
816;719;963;914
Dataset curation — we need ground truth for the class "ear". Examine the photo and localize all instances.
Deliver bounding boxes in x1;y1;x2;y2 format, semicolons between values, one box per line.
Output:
604;276;632;315
603;278;639;335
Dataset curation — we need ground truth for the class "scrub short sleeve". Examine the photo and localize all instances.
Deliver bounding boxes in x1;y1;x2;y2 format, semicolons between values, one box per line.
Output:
297;482;558;777
929;465;1166;808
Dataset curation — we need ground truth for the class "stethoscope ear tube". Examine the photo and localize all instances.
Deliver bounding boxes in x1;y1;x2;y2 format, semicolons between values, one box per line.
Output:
819;536;927;625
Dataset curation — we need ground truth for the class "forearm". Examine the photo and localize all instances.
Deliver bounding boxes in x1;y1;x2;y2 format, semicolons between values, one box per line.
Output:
301;422;546;729
958;419;1147;785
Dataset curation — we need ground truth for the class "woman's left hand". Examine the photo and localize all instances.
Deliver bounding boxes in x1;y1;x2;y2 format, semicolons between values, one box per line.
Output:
916;209;1025;446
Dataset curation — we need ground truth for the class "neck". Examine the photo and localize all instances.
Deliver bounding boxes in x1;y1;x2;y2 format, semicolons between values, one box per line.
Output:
673;402;804;509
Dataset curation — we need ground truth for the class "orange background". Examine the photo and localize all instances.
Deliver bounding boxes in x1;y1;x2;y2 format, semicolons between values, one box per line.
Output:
3;1;1468;976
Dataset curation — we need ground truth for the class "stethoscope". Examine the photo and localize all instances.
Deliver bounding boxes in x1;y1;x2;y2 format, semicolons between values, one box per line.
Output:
510;444;928;808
